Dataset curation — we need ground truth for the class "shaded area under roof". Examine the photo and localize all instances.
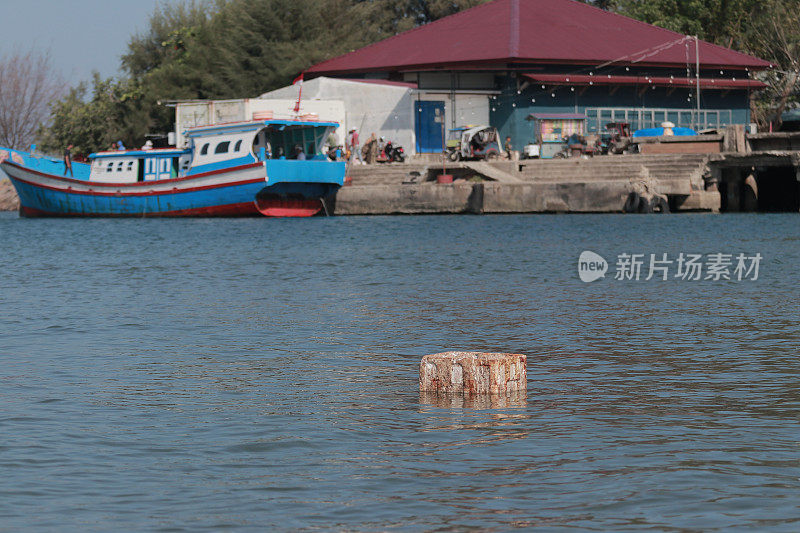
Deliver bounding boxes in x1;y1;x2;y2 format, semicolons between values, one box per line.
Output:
307;0;771;76
527;113;587;120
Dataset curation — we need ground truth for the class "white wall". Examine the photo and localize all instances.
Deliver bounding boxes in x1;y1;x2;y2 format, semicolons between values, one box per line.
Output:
90;157;138;182
260;78;415;153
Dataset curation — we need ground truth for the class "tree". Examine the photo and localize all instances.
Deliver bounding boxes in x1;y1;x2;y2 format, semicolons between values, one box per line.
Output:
358;0;490;32
0;48;64;150
738;0;800;128
38;74;148;155
121;0;213;79
580;0;618;9
614;0;758;45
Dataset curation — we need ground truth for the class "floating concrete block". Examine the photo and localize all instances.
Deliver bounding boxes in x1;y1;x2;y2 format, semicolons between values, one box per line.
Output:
419;352;527;394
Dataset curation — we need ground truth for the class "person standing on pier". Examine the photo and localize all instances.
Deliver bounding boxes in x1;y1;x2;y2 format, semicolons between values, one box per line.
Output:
504;136;513;160
63;144;73;177
348;129;363;164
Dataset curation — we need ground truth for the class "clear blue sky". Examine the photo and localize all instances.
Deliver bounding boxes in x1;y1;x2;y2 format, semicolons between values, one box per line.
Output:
0;0;179;84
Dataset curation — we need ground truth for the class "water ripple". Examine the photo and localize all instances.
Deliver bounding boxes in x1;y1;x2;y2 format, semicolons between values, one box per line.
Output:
0;213;799;530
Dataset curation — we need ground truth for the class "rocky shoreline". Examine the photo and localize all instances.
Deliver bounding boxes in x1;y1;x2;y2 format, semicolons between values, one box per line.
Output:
0;179;19;211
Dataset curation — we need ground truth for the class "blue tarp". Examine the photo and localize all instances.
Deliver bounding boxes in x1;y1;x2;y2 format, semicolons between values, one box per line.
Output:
632;127;698;138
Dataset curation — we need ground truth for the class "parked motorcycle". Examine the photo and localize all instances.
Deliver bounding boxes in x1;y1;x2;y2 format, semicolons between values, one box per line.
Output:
379;141;406;163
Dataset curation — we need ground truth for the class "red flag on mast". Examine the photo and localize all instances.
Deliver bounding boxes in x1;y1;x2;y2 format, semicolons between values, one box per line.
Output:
293;72;304;114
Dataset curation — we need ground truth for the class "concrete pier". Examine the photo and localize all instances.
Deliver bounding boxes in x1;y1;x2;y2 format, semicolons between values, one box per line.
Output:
337;153;713;215
333;130;800;215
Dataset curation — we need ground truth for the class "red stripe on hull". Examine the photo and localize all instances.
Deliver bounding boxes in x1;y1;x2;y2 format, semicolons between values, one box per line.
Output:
19;202;260;218
255;197;322;217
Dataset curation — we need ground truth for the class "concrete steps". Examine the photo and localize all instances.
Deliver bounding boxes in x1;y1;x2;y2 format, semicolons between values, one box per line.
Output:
346;163;430;186
518;154;708;194
344;154;710;194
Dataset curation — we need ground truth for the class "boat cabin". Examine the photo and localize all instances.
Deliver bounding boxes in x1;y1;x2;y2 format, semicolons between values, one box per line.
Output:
184;119;338;175
87;118;338;183
89;149;189;183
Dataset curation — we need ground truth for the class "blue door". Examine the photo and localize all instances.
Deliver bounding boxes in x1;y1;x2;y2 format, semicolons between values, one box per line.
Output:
143;156;175;181
415;101;445;153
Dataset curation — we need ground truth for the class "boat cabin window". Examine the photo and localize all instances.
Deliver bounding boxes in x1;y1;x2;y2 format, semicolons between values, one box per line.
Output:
200;143;209;155
90;156;140;183
214;141;230;154
234;140;242;152
254;124;333;160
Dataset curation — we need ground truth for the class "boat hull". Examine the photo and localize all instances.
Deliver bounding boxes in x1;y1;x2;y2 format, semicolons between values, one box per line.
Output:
3;161;269;217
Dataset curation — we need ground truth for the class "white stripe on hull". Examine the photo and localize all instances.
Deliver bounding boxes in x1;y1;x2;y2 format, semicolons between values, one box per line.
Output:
1;163;267;195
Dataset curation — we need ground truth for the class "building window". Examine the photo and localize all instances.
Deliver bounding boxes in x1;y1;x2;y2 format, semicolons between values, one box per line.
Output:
200;143;209;155
234;140;242;152
215;141;230;154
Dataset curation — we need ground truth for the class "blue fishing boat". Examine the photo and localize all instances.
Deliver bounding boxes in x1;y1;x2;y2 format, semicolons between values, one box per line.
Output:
0;118;345;217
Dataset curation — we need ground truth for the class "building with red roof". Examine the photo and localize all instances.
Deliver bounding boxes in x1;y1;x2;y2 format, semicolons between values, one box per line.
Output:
305;0;770;155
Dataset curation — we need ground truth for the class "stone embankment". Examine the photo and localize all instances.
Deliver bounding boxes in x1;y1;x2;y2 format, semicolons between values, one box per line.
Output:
0;180;19;211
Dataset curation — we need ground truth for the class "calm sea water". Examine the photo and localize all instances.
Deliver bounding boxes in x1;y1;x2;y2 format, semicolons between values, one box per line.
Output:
1;212;799;531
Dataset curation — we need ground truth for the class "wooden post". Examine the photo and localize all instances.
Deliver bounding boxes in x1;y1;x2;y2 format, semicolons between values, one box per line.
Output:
420;352;527;394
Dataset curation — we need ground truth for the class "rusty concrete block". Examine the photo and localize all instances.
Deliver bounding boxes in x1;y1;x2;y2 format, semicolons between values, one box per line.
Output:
419;352;527;394
419;390;527;409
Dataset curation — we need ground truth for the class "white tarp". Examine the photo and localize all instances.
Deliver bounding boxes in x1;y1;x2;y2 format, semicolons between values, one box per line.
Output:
175;98;346;148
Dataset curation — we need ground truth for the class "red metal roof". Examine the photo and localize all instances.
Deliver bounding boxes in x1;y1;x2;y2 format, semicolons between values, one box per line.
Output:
523;73;767;90
307;0;771;76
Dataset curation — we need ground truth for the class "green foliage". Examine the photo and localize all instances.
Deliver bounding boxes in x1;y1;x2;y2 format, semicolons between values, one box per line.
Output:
579;0;618;9
613;0;758;45
39;74;149;154
121;1;212;78
736;0;800;126
353;0;489;32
